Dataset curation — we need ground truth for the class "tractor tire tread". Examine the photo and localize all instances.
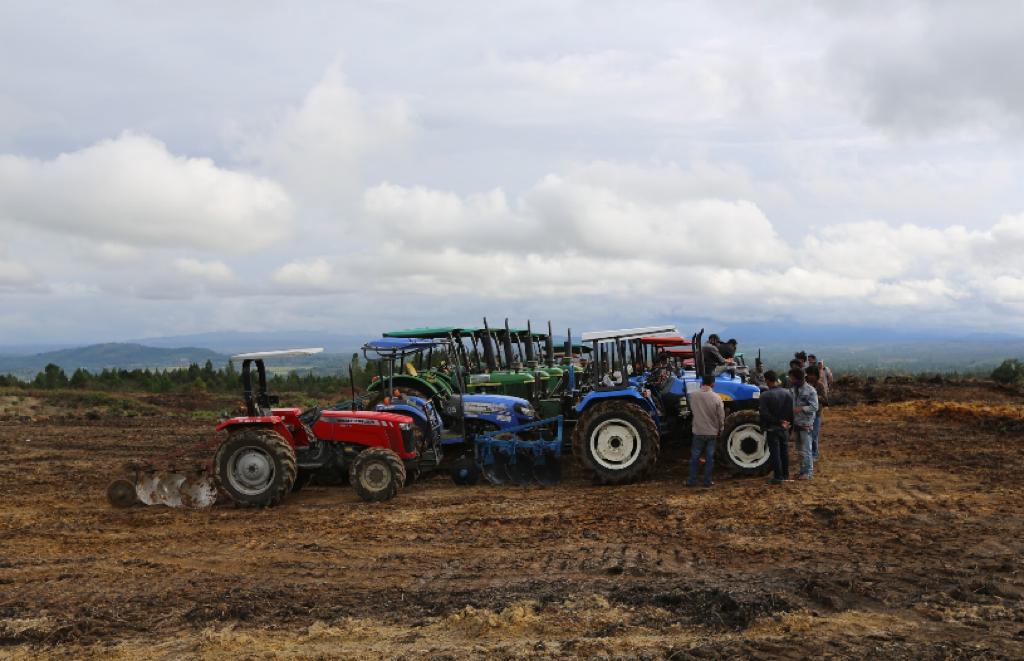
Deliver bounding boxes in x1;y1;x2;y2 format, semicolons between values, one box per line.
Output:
718;409;770;476
214;427;296;507
348;447;406;502
571;399;660;485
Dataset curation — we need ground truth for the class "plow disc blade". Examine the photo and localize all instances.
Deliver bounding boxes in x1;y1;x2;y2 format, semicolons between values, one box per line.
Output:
480;450;511;485
134;472;217;508
506;450;535;486
106;479;139;508
532;457;562;486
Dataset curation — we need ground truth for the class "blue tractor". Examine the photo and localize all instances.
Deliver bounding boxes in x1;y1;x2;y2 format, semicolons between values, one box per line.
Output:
566;325;678;485
361;338;560;485
642;329;769;475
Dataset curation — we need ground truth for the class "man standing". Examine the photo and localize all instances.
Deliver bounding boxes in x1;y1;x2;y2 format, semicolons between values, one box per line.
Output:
688;374;724;488
701;334;734;378
807;354;833;395
805;365;828;461
758;370;793;484
788;367;819;480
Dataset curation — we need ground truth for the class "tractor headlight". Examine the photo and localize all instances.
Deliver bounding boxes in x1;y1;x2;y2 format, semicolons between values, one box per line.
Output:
399;422;413;431
514;403;536;419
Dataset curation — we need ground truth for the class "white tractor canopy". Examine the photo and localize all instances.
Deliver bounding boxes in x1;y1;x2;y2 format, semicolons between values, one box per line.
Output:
230;348;325;362
580;326;678;343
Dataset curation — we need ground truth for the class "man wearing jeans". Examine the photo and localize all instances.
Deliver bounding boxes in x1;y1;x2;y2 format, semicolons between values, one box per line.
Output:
688;374;724;487
788;367;819;480
758;370;793;484
805;365;828;460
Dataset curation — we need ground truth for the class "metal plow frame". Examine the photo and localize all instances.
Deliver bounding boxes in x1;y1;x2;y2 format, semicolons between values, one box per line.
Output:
474;416;564;486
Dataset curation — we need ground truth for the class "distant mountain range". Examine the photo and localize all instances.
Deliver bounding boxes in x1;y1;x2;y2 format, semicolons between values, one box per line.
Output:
2;325;1023;379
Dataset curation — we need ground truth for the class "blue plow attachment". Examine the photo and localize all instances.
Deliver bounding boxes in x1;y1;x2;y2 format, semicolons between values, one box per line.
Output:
474;416;564;486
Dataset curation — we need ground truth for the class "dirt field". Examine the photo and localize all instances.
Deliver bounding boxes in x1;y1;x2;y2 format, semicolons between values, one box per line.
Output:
2;380;1023;659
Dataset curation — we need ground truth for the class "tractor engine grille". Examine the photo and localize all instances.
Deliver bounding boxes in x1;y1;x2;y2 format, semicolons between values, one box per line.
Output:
401;426;417;454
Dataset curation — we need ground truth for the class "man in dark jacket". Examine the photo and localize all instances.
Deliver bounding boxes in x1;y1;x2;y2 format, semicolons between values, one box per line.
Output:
758;370;794;484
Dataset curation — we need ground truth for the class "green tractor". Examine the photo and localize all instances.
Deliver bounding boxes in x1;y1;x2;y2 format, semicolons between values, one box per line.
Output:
381;319;563;403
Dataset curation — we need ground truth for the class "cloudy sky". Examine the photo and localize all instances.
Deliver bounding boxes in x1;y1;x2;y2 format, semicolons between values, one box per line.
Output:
2;1;1024;343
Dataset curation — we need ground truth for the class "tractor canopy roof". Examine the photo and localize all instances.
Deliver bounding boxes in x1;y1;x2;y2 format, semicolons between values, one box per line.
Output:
554;342;593;355
363;338;446;354
382;326;471;339
230;348;324;362
581;325;678;343
639;335;690;346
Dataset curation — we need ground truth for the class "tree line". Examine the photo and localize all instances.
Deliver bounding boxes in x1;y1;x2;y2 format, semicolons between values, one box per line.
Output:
0;355;384;396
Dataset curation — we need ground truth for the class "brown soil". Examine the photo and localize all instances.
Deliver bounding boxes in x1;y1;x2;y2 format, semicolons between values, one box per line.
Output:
1;381;1022;659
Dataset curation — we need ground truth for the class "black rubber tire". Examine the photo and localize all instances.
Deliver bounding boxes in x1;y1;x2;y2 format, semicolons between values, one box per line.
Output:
404;465;421;487
349;447;406;502
292;469;314;492
450;455;481;486
571;400;660;485
214;428;296;507
718;409;771;476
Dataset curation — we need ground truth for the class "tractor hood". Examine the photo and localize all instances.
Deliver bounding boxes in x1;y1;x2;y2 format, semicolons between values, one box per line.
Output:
320;409;413;425
444;393;536;420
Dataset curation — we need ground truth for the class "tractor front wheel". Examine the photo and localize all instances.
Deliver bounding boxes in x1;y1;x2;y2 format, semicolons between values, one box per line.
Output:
214;428;297;507
718;410;771;475
572;400;660;485
349;448;407;502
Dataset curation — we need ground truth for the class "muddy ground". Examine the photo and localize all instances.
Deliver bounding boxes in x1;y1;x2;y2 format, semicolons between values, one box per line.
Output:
1;380;1022;659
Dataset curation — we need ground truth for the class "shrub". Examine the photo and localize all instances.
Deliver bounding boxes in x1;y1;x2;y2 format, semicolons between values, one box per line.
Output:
991;359;1024;386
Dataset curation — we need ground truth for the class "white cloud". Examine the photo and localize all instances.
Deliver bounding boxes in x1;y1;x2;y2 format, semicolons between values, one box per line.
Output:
235;63;413;206
173;258;234;283
272;258;337;290
0;132;294;252
363;162;789;267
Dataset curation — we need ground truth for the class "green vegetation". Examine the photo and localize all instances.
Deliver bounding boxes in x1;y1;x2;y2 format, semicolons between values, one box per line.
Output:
0;354;382;398
991;359;1024;386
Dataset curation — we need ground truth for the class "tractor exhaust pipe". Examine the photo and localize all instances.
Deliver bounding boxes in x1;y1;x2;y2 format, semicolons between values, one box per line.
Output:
525;320;536;364
545;321;555;367
502;318;515;370
481;317;498;371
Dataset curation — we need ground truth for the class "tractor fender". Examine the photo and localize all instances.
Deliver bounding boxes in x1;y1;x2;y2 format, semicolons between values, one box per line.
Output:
216;416;297;446
215;415;282;432
575;389;658;418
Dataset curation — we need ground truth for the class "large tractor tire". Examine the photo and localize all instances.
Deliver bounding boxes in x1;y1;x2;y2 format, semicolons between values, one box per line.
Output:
572;400;660;485
718;410;771;475
214;428;297;507
349;447;407;502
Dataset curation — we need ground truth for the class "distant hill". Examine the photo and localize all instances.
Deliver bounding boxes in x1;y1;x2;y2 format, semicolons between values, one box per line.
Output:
0;342;354;380
0;343;229;380
127;330;368;354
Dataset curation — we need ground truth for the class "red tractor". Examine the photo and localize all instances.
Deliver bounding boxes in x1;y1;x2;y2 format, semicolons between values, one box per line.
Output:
108;348;419;508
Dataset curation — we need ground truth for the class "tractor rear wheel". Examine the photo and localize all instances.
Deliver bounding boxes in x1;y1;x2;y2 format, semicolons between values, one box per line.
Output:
572;400;660;485
214;428;297;507
349;447;406;502
718;410;770;475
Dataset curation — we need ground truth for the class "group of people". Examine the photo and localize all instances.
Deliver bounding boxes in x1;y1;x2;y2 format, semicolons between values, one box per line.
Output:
688;339;834;487
758;352;831;483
